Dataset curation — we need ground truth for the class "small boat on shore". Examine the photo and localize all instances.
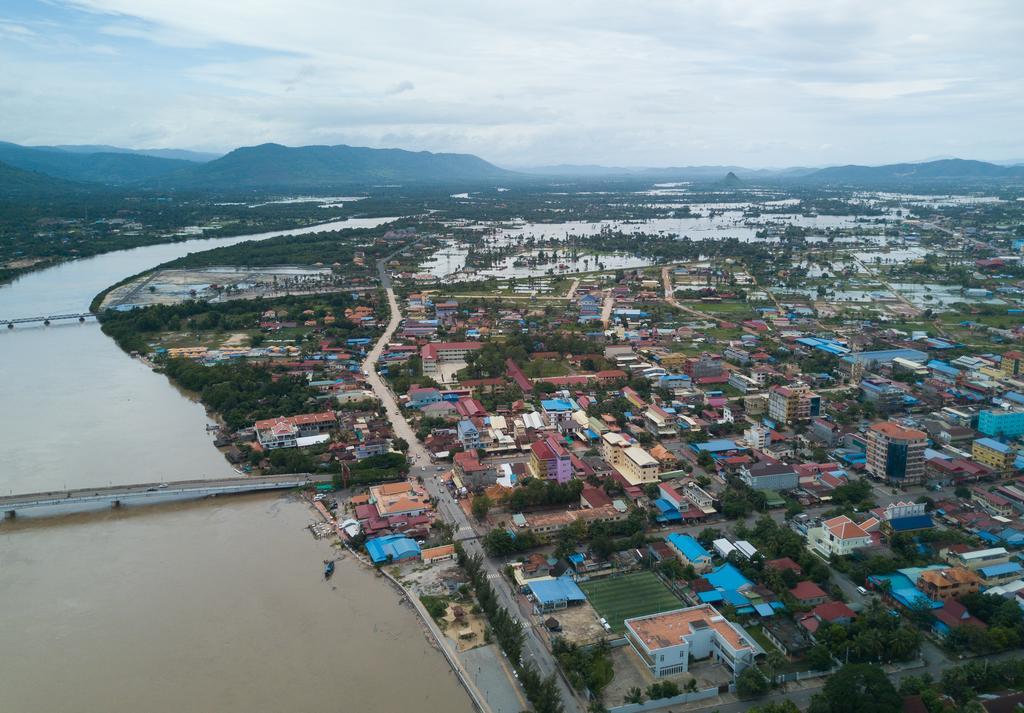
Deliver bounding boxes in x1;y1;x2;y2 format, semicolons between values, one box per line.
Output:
324;560;335;579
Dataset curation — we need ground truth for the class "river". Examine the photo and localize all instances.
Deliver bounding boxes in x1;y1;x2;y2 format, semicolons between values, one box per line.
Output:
0;217;473;713
0;495;474;713
0;217;396;495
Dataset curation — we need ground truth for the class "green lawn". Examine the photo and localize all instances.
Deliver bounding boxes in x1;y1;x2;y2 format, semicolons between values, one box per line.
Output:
579;572;683;634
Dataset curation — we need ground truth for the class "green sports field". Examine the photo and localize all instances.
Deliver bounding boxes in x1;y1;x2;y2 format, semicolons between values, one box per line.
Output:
579;572;682;634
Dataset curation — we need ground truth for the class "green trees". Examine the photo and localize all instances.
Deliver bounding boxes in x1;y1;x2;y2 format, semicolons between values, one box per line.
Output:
552;638;614;701
162;358;318;430
471;494;493;522
623;687;644;704
481;528;541;556
507;477;584;511
645;681;681;699
736;666;770;699
750;702;801;713
808;663;901;713
817;599;920;665
457;546;563;713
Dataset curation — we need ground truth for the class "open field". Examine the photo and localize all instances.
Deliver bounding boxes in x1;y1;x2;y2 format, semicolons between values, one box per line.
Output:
580;572;682;634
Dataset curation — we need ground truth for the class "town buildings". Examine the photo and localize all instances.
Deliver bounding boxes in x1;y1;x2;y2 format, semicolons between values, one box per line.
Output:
624;604;762;678
865;421;927;485
767;385;821;425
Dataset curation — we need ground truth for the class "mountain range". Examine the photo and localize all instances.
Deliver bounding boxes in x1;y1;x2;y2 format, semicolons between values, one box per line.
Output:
1;140;1022;196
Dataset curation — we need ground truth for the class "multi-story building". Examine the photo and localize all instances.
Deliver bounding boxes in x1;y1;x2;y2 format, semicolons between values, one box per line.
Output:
978;409;1024;438
625;605;762;678
644;405;677;438
528;436;573;484
865;421;927;485
457;419;481;450
767;384;821;425
917;567;981;601
739;462;798;491
1000;350;1024;378
601;432;661;485
972;438;1015;475
420;341;483;374
684;353;724;380
728;372;760;394
860;377;905;413
254;411;337;450
806;515;873;558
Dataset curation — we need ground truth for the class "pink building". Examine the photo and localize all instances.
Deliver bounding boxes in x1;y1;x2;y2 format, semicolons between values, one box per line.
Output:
528;436;573;484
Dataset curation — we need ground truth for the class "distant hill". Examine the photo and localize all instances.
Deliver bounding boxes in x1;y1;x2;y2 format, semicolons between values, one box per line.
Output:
518;163;818;181
802;158;1024;185
41;144;221;163
720;171;743;187
0;142;192;185
0;159;90;199
158;143;515;190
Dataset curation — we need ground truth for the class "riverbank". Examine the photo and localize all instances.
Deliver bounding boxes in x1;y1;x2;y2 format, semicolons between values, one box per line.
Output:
304;491;506;713
0;494;475;713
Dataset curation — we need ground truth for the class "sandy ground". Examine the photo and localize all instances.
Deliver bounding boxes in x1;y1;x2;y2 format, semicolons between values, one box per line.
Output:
544;601;607;646
221;332;249;347
441;604;488;652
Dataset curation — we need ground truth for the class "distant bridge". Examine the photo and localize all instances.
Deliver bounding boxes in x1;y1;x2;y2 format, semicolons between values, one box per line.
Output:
3;313;97;328
0;473;328;518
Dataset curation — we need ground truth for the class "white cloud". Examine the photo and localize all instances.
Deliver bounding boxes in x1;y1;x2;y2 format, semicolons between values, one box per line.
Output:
0;0;1020;166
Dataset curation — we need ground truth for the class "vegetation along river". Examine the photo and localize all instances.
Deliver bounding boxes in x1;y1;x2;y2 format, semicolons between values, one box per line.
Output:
0;217;473;712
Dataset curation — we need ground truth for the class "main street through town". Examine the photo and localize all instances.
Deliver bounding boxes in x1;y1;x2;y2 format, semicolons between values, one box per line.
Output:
366;258;585;713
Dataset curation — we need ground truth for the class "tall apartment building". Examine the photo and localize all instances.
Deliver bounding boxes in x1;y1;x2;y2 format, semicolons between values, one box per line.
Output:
767;384;821;425
866;421;927;485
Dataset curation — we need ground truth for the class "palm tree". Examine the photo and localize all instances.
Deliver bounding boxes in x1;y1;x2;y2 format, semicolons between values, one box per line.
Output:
624;687;644;704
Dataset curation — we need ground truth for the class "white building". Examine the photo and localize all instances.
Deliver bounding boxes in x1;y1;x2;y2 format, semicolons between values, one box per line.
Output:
625;605;763;678
806;515;873;558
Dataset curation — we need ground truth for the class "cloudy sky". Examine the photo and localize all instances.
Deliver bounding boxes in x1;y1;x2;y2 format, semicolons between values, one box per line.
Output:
1;1;1021;167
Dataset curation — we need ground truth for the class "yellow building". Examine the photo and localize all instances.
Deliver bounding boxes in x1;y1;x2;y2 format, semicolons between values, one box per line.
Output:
601;432;661;485
972;438;1014;475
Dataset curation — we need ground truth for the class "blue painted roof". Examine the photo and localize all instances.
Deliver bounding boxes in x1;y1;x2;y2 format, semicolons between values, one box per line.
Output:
754;603;776;617
979;562;1023;578
365;534;421;564
692;439;741;453
889;514;934;532
653;498;679;514
667;533;711;562
541;399;574;412
528;577;586;605
706;562;752;592
723;589;750;606
976;437;1012;454
697;590;724;603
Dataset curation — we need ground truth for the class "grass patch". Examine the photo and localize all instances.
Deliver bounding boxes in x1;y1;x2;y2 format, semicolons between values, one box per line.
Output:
580;572;682;634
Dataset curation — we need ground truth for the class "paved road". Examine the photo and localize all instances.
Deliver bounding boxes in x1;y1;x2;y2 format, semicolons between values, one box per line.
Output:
365;258;584;713
661;265;730;326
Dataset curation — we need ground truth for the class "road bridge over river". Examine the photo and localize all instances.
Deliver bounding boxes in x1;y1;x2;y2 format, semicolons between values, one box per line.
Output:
0;473;328;518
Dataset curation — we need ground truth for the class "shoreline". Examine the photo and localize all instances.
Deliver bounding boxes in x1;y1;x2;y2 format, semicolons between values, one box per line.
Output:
306;495;490;713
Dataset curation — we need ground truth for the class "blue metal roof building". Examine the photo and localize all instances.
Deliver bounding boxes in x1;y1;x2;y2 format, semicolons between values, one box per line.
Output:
979;562;1023;580
691;439;745;454
528;577;586;612
841;348;928;366
666;533;711;563
365;534;421;564
888;514;934;532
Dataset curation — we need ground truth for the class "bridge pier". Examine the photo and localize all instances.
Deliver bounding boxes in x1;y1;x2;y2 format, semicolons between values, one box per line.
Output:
4;509;14;520
112;499;121;509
